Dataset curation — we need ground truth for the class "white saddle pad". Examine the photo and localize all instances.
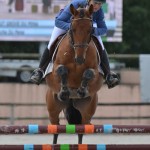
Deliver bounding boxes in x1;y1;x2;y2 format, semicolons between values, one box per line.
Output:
44;62;53;77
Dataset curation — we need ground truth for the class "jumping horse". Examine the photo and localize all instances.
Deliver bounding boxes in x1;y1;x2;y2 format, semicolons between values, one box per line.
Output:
45;4;104;144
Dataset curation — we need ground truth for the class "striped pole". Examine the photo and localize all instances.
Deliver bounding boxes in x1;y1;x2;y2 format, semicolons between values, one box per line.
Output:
0;124;150;134
0;144;150;150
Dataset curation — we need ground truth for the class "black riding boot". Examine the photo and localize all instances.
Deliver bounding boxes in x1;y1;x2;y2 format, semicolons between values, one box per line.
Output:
30;47;51;85
100;49;120;89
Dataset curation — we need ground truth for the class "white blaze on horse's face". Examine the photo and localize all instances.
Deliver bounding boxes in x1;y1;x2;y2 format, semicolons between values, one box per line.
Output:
70;4;94;65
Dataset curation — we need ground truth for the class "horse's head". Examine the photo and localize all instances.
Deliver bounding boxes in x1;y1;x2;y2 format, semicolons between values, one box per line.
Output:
69;4;94;65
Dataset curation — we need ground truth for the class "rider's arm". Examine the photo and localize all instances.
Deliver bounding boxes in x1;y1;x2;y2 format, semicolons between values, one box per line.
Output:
92;8;107;36
55;6;72;31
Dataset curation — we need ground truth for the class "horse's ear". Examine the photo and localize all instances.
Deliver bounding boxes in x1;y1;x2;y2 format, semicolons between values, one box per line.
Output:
88;4;94;16
70;4;78;16
87;0;92;5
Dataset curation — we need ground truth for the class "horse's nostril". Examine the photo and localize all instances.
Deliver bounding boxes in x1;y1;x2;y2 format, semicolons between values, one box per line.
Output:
75;57;85;65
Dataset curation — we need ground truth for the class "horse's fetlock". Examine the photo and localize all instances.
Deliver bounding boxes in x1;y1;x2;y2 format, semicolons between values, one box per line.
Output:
58;86;70;102
82;80;88;87
77;87;87;98
62;86;68;91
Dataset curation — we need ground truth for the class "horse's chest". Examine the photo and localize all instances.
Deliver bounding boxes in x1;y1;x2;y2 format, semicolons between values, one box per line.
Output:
67;64;86;75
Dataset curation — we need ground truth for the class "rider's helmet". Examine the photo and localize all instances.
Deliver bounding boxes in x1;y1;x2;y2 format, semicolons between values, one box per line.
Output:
87;0;106;5
94;0;106;3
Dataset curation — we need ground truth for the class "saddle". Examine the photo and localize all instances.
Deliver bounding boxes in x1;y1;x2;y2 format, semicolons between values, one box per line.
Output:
92;35;103;56
49;34;66;62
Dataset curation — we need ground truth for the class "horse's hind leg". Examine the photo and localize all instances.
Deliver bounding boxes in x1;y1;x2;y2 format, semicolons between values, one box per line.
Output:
53;134;58;144
78;134;83;144
77;69;94;98
57;65;70;102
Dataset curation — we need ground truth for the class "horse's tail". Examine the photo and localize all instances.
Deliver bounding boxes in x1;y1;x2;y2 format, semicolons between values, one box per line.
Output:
65;101;82;124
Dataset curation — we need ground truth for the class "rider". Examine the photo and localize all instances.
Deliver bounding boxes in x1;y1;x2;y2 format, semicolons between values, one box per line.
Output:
30;0;120;88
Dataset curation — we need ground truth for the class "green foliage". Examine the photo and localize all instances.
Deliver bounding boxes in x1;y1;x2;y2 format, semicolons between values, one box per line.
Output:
0;41;39;53
106;0;150;54
105;0;150;68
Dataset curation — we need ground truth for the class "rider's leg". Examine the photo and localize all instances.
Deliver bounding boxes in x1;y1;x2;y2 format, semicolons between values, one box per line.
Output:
30;27;66;85
96;36;120;88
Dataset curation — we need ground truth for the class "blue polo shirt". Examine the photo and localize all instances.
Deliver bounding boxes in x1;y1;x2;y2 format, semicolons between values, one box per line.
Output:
55;0;107;36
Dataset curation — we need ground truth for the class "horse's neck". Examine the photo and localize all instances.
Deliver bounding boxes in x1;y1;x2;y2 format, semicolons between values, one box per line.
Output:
56;35;99;67
56;36;74;61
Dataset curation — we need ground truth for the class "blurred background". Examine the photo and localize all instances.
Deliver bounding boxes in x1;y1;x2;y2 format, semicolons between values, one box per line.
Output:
0;0;150;126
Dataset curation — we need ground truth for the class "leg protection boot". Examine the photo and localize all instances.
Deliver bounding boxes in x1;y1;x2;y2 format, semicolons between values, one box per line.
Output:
100;49;120;89
30;47;51;85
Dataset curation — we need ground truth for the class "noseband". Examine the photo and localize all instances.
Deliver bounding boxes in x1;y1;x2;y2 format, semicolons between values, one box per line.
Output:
69;17;92;50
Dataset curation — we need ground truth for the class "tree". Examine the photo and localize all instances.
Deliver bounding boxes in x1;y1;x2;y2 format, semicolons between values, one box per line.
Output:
105;0;150;68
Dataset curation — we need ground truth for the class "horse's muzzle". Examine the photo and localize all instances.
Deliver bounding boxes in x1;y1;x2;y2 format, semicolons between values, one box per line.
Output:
75;57;85;65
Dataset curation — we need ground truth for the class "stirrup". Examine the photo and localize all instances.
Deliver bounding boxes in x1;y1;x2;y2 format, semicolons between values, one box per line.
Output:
30;68;44;85
106;73;120;89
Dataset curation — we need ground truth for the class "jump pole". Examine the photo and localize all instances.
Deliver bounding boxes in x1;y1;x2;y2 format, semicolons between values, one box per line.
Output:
1;124;150;134
0;144;150;150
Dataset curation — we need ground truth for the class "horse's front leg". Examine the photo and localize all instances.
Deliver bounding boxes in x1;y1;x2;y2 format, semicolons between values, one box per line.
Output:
57;65;70;102
77;69;94;98
46;90;63;144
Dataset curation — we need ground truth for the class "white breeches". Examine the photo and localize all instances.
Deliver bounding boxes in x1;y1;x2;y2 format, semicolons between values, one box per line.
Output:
47;25;105;50
47;26;66;49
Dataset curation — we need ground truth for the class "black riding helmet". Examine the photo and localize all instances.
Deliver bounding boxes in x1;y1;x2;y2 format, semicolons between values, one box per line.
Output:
94;0;106;3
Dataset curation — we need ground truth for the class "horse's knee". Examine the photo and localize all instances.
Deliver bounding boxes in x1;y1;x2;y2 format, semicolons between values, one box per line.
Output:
57;65;69;89
80;69;95;88
57;65;68;76
83;69;95;80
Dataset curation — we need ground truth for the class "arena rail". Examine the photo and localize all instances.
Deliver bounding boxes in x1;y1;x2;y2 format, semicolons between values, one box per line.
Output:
1;124;150;134
0;102;150;125
0;53;139;59
1;124;150;150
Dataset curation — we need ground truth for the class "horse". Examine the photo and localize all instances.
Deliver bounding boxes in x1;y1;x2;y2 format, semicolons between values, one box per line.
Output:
45;4;104;144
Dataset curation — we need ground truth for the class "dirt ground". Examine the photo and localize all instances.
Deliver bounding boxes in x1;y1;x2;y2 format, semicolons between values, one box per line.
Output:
0;134;149;145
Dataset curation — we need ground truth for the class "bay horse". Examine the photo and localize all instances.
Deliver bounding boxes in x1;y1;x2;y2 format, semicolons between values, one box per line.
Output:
45;4;104;144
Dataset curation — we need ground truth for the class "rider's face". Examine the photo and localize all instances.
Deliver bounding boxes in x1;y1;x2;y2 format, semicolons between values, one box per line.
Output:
89;0;103;12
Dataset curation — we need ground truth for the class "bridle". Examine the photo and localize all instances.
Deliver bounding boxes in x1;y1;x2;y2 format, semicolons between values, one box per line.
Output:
68;17;93;50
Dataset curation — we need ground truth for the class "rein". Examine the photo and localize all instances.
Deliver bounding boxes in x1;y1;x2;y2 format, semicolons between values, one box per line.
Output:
69;17;93;50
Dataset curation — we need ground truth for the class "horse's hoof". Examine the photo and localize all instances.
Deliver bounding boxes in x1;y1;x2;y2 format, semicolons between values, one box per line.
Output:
58;91;70;102
77;88;86;98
